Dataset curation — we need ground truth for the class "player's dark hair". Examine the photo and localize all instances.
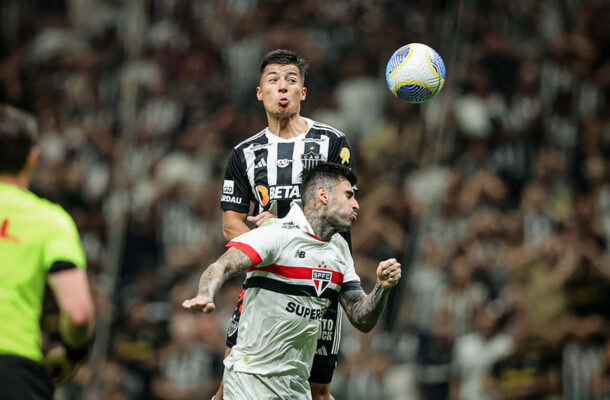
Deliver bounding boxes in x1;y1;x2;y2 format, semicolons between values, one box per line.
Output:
301;162;357;204
0;105;38;174
260;49;308;82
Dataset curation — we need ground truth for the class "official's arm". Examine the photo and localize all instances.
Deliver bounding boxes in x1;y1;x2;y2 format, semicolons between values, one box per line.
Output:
47;267;95;349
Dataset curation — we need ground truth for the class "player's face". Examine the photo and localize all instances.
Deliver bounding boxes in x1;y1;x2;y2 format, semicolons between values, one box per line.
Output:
326;178;359;231
257;64;307;117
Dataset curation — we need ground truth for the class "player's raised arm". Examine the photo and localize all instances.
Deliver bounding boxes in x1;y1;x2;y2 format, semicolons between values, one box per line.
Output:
339;258;402;333
182;246;254;313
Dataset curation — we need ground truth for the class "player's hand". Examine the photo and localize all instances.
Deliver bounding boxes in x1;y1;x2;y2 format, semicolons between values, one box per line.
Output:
376;258;402;289
182;295;216;313
43;346;78;387
247;211;275;227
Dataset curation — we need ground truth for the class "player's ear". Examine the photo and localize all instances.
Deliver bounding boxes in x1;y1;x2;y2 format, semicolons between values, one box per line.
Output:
301;87;307;101
316;186;329;205
256;86;262;101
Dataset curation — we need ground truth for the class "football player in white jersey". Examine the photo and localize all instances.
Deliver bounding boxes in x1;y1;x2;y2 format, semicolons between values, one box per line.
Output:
184;162;402;400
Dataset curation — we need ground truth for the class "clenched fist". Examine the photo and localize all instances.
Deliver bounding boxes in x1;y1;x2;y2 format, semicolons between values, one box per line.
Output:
376;258;402;289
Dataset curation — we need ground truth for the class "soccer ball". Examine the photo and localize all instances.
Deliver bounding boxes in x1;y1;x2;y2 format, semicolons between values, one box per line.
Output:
385;43;446;103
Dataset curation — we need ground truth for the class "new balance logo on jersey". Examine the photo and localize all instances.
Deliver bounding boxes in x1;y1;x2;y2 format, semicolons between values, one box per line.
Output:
255;158;267;169
312;270;332;296
295;250;306;258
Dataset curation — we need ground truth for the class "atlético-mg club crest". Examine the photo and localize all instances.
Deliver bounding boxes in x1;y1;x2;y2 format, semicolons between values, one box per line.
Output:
312;270;332;296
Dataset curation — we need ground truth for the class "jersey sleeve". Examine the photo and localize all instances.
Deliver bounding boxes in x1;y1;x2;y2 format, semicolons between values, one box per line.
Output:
220;147;253;214
335;237;361;291
43;207;86;272
225;220;283;266
327;134;354;169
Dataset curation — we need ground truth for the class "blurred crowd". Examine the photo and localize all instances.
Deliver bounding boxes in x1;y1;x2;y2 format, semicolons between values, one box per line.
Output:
2;0;610;399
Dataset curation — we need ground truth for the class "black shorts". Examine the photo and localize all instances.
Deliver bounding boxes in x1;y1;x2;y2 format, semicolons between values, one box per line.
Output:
0;354;54;400
226;290;342;384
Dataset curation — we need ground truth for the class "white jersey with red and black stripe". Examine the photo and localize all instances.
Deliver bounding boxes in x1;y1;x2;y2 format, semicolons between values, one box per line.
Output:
223;204;360;380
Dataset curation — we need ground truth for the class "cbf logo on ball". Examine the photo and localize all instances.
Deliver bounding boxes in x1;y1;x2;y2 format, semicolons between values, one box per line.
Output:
386;43;446;103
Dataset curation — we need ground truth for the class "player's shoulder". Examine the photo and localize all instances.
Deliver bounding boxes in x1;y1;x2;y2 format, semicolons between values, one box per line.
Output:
330;233;351;253
307;118;346;138
232;128;268;151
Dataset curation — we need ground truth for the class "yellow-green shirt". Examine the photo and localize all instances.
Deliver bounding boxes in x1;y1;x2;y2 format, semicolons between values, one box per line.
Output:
0;182;86;362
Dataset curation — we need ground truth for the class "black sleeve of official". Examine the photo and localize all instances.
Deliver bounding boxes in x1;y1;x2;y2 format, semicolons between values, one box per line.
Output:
49;261;78;273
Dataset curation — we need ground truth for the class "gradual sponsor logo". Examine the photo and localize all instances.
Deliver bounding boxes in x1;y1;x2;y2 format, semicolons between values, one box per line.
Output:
277;158;293;168
223;180;234;194
312;270;332;296
221;195;243;204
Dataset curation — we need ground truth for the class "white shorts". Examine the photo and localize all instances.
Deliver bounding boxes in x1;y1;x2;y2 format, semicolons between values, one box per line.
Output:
223;367;311;400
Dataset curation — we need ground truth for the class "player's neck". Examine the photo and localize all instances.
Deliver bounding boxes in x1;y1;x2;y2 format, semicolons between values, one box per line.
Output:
304;205;338;242
267;114;308;139
0;173;29;189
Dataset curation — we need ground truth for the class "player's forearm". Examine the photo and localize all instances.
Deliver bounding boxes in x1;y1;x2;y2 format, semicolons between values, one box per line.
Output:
196;262;231;298
197;247;253;298
341;283;390;333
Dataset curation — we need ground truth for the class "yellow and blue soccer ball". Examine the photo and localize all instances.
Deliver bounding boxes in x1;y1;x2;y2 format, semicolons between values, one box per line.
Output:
386;43;446;103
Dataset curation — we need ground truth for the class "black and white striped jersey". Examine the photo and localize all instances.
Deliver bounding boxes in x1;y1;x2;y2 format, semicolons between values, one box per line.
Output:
220;118;353;218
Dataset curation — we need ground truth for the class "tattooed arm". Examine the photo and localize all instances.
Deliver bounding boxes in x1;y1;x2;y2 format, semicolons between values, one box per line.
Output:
339;258;402;332
182;247;254;313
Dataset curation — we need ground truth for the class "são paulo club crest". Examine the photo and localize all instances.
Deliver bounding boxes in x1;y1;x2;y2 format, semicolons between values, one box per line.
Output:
312;270;332;296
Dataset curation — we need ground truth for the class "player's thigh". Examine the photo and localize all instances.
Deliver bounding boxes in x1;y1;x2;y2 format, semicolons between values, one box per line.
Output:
223;368;311;400
0;355;54;400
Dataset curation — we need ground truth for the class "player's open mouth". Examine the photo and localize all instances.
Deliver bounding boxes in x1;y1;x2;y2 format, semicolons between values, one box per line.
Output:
350;213;358;221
